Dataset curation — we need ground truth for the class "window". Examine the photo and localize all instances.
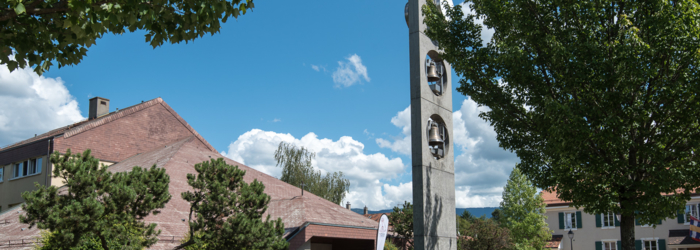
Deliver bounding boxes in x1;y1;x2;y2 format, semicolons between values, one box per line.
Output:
0;167;4;182
603;241;617;250
602;212;615;228
686;204;699;223
12;157;42;179
643;240;657;250
565;212;577;230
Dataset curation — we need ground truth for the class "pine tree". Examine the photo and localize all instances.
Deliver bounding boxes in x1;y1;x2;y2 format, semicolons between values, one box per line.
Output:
274;142;350;204
176;158;287;250
20;149;171;250
499;168;552;250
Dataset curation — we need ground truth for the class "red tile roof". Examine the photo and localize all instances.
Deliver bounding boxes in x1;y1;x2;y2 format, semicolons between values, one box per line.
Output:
541;190;568;206
542;189;700;206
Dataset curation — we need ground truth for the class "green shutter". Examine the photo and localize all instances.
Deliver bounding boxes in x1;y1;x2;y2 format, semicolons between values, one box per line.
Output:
615;215;621;227
658;239;666;250
596;214;602;228
657;219;662;225
677;210;685;224
618;241;622;250
596;241;603;250
635;240;642;250
635;217;641;226
559;212;565;229
576;211;583;228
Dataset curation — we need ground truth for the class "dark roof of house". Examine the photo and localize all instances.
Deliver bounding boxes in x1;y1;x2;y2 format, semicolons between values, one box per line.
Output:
547;235;563;248
668;230;700;245
0;97;215;153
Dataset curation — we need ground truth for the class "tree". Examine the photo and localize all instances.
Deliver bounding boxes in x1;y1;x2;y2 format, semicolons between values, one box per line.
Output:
274;142;350;205
423;1;700;249
458;218;512;250
176;158;287;250
21;149;171;250
389;201;414;250
0;0;254;74
500;168;551;250
490;208;502;224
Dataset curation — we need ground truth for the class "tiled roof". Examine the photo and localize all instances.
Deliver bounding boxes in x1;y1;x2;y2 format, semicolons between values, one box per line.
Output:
0;136;378;249
542;189;700;206
366;213;391;223
0;98;215;153
541;190;568;206
546;235;563;248
112;136;377;246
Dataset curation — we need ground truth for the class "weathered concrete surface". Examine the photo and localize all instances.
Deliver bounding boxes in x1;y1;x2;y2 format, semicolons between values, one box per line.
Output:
408;0;458;249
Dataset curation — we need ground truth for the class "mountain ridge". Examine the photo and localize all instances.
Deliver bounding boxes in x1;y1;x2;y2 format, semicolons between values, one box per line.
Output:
351;207;498;218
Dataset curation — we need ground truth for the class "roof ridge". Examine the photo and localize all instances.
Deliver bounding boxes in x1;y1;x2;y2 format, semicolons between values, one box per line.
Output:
108;136;196;173
64;98;162;138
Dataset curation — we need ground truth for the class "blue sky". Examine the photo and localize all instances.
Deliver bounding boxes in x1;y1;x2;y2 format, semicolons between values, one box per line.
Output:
0;0;517;210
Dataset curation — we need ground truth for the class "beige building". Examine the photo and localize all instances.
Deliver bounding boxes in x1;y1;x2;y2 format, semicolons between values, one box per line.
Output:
543;191;700;250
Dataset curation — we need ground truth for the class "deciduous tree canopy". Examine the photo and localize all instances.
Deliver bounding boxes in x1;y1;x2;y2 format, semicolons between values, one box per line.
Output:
500;168;551;250
274;142;350;205
0;0;254;74
423;0;700;249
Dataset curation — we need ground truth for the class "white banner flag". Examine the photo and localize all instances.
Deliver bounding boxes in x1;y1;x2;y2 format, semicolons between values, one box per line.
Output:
376;214;389;250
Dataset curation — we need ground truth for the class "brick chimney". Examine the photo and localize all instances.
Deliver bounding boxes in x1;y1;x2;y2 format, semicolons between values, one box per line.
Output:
346;202;351;210
89;97;110;120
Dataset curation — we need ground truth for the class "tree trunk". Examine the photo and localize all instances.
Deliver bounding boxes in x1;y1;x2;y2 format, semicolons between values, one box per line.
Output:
620;213;636;250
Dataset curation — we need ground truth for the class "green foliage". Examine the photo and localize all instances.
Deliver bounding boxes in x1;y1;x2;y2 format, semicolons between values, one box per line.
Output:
388;201;414;250
458;218;513;250
177;158;287;250
36;223;146;250
21;149;171;250
424;0;700;248
274;142;350;205
384;240;400;250
500;168;551;250
0;0;255;74
491;208;502;224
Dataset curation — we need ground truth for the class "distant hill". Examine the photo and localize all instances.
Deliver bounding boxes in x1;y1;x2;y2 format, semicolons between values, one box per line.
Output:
352;207;498;218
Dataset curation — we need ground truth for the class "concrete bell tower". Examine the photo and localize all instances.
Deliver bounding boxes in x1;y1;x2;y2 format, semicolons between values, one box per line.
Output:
406;0;457;249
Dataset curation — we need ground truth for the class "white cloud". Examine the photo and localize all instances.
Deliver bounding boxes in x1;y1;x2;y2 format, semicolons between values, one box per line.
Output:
272;118;281;123
376;106;412;155
375;99;519;207
460;2;495;46
331;54;370;88
311;65;320;71
221;129;406;210
0;66;84;146
223;98;518;209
